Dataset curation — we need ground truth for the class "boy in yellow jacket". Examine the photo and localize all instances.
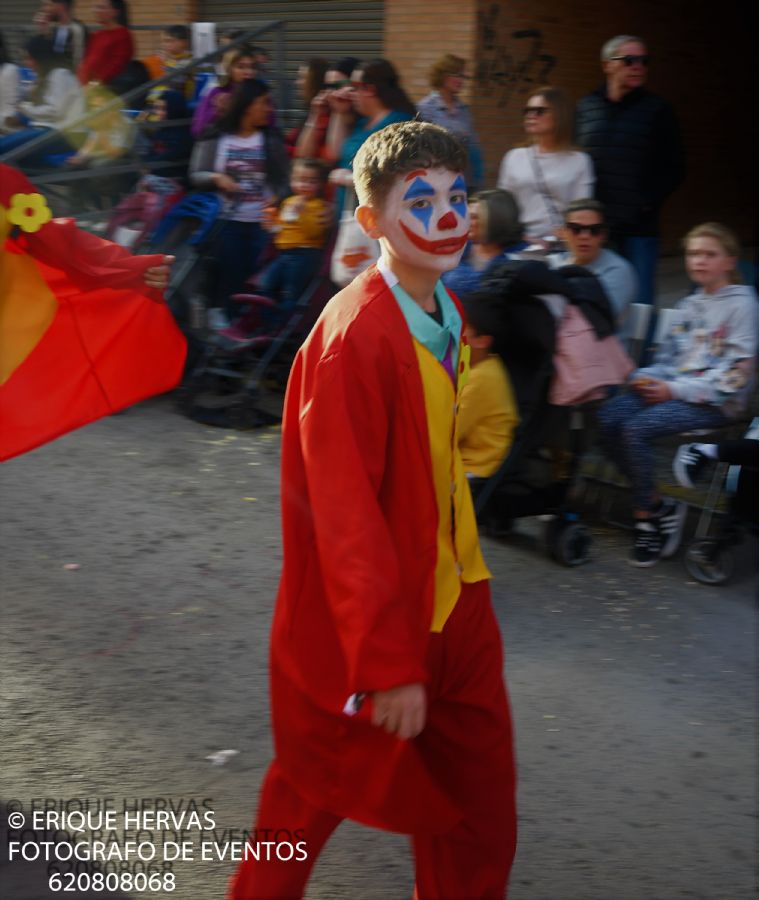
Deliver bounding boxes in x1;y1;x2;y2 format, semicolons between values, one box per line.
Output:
459;291;519;478
261;158;331;310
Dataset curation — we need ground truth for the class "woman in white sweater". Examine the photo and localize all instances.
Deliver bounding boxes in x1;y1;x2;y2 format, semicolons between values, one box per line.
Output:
497;85;593;247
0;35;83;161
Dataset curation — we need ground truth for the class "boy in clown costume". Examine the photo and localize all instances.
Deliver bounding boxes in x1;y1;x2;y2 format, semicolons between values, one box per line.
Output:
230;122;517;899
0;164;185;461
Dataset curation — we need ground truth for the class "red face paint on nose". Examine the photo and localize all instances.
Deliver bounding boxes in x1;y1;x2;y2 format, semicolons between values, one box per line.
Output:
437;211;457;231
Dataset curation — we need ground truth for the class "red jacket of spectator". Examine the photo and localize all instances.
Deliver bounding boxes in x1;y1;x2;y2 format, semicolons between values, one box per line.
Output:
77;26;134;85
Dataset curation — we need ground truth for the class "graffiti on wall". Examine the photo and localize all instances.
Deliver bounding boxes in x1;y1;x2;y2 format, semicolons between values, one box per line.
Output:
476;4;557;107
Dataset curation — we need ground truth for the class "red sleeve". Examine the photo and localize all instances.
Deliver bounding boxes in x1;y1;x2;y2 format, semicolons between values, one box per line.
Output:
25;218;163;301
296;332;428;695
77;28;134;84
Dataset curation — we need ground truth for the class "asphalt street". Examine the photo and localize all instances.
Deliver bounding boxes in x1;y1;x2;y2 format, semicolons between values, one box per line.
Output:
1;395;756;900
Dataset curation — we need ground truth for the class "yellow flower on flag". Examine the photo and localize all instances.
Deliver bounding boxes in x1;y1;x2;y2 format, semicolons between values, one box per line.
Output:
0;203;9;243
7;192;52;234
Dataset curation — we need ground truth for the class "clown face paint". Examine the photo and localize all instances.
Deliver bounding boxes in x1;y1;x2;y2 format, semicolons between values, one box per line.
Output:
374;167;469;274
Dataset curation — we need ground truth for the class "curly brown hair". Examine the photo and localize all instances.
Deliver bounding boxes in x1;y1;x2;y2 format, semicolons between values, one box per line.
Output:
353;121;467;209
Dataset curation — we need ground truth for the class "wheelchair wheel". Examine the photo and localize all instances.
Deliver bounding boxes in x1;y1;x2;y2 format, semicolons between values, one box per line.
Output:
684;540;734;585
546;519;592;566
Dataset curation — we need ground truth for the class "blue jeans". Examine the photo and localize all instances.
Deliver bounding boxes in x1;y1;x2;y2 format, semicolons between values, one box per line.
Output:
214;220;270;319
619;235;659;307
597;393;728;512
259;247;323;312
0;127;74;166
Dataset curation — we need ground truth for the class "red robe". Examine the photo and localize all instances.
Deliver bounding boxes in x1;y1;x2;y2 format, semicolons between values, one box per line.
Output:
270;265;479;833
0;164;186;461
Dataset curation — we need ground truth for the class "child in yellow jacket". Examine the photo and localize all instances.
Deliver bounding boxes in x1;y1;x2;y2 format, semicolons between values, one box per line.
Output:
260;158;331;310
459;291;519;478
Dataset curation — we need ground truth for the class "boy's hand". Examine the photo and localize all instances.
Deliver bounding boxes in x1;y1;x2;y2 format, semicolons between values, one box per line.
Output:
372;683;426;740
637;378;672;405
262;205;279;231
327;87;354;114
144;255;174;292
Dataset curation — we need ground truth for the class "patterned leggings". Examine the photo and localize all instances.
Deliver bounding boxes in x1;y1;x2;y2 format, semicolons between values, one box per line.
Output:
597;394;729;511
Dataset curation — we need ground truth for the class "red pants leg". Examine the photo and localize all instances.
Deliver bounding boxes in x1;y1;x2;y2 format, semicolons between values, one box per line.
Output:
228;760;343;900
412;581;517;899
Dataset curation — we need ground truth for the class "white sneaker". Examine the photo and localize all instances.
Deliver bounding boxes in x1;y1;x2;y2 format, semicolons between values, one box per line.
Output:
656;499;687;559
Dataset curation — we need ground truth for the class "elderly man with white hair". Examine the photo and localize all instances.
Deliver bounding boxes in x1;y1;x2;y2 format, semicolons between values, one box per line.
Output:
575;34;684;311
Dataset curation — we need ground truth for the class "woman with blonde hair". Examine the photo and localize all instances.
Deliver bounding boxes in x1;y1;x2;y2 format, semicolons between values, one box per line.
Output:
497;85;593;247
418;53;483;190
597;221;758;567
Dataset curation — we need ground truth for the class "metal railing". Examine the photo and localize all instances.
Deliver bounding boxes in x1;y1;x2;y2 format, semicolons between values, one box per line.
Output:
0;21;289;183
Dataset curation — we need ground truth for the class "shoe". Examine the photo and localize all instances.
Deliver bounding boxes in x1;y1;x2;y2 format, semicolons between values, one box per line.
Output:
629;520;662;567
673;443;710;489
656;498;687;559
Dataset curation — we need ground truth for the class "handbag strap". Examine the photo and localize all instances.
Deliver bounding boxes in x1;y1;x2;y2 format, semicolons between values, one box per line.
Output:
528;146;563;231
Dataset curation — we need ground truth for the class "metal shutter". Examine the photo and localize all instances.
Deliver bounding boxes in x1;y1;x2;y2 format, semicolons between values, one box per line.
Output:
1;0;40;60
197;0;384;123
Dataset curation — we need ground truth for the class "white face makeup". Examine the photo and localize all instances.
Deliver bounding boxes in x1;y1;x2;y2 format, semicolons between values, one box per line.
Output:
370;167;470;273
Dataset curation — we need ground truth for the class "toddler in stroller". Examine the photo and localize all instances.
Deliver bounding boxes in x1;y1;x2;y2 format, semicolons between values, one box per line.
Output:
467;257;632;565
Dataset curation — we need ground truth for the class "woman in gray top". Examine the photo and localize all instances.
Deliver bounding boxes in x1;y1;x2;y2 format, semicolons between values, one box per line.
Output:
417;54;483;191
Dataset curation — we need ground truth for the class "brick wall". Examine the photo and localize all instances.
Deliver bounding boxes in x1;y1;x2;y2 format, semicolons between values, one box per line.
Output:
386;0;755;256
384;0;479;107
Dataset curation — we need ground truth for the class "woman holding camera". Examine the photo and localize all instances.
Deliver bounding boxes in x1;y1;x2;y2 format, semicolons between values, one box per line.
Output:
497;85;593;249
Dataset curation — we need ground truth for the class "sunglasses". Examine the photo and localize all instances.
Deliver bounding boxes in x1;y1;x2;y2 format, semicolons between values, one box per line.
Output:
565;222;604;236
609;54;650;66
523;106;550;116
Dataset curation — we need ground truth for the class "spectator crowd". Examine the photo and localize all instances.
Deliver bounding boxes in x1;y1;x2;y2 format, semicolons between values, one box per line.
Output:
1;8;757;568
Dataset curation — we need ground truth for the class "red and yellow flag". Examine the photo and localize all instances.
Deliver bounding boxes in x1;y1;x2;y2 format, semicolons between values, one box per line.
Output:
0;164;187;461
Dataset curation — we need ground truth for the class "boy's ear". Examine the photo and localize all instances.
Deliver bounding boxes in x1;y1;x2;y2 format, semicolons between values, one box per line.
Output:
355;204;383;240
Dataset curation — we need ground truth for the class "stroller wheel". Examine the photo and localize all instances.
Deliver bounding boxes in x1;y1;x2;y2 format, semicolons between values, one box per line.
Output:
684;540;734;585
549;521;592;567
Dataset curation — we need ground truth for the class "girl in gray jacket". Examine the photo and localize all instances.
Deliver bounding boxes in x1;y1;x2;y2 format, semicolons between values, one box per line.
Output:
189;78;289;326
598;222;758;567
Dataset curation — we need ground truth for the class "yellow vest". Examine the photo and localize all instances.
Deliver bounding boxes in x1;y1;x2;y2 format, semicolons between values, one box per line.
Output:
413;338;491;631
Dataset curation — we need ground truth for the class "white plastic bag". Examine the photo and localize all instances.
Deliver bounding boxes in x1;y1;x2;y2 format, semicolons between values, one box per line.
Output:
330;190;379;287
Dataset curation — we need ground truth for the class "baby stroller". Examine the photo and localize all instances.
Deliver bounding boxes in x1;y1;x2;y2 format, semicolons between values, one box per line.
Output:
104;175;185;251
470;259;628;566
177;224;340;429
148;191;225;328
682;420;759;586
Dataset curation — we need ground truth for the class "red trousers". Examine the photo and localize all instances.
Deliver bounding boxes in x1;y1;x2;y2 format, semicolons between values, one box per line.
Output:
229;582;517;899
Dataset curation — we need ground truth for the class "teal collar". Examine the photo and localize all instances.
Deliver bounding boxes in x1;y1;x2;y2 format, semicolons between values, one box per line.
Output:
378;257;461;363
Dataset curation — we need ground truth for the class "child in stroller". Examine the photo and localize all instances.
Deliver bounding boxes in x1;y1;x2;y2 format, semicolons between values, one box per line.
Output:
466;257;631;565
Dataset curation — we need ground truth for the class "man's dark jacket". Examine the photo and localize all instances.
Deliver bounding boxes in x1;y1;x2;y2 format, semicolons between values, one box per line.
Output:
576;86;684;238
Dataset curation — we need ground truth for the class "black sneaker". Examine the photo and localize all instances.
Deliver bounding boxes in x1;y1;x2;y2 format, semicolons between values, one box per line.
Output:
673;443;710;489
657;499;687;558
630;520;663;567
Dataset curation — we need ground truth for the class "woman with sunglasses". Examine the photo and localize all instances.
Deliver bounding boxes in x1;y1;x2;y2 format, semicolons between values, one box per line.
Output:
559;198;638;340
497;85;593;250
293;57;357;160
324;58;415;200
